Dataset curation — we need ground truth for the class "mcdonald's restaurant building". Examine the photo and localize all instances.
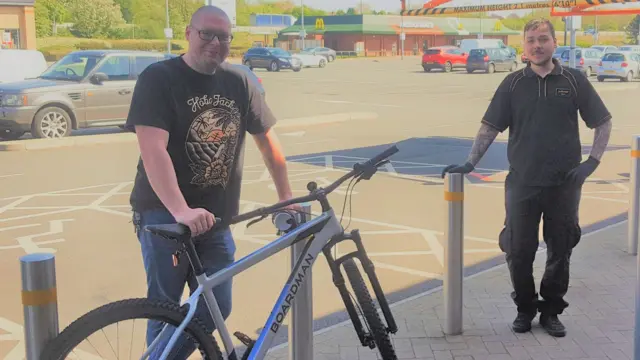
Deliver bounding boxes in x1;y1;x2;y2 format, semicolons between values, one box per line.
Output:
278;15;520;56
0;0;36;50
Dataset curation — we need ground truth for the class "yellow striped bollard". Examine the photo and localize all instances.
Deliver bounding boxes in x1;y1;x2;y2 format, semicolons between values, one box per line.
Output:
630;137;640;255
20;253;59;360
444;172;464;335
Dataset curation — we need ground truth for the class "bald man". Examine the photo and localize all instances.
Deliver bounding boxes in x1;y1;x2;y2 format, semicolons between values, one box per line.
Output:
124;6;295;358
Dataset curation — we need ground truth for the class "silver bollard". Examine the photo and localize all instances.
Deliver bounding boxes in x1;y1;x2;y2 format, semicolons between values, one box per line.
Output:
20;253;59;360
444;173;464;335
629;135;640;255
289;203;313;360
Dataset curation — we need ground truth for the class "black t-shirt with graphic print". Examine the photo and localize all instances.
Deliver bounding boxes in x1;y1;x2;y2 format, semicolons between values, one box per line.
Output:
124;56;276;223
482;59;611;186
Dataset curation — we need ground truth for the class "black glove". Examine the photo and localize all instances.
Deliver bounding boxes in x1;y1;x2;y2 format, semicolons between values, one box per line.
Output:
565;156;600;185
441;162;474;179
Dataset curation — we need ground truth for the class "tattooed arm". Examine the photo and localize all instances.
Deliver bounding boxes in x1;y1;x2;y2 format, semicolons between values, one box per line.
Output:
589;119;612;161
466;123;501;167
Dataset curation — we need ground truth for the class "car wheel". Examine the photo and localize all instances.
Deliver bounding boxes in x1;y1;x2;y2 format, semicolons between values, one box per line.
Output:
243;60;253;70
31;106;72;139
624;71;633;82
329;55;335;62
0;131;25;141
293;67;301;72
467;69;474;73
597;76;604;82
444;61;452;72
270;61;279;72
487;63;495;74
585;67;592;77
423;67;431;72
319;58;326;68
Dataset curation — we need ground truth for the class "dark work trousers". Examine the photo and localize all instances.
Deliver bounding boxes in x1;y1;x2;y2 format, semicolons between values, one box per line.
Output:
498;173;583;317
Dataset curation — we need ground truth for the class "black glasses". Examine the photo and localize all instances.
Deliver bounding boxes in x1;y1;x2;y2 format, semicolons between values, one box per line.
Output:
191;26;233;44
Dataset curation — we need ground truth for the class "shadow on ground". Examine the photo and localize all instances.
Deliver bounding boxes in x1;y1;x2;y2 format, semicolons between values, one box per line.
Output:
286;136;630;185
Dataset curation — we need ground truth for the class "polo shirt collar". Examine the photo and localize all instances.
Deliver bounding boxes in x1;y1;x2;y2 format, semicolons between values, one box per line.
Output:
524;57;563;77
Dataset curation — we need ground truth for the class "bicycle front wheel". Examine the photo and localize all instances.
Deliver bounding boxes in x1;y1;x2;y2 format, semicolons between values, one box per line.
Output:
343;258;397;360
42;298;222;360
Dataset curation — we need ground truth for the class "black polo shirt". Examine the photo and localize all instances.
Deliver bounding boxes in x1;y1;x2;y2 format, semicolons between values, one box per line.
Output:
482;58;612;186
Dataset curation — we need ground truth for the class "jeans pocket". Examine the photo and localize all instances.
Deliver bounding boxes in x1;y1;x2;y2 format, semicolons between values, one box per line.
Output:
498;226;511;254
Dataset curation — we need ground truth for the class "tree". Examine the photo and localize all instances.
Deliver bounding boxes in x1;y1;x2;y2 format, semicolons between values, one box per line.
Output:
69;0;125;38
625;15;640;45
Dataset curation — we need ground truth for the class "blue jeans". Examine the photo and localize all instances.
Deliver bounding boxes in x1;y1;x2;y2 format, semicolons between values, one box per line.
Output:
134;208;236;359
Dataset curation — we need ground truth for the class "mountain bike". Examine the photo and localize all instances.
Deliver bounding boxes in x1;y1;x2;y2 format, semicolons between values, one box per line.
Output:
42;145;400;360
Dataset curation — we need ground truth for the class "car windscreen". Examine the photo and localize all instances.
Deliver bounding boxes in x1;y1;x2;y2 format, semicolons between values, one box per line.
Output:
269;48;290;57
561;50;581;58
469;49;486;57
602;53;625;62
39;53;103;81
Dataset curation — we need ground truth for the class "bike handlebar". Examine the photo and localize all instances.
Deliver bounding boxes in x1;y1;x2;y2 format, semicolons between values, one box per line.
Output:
229;144;399;225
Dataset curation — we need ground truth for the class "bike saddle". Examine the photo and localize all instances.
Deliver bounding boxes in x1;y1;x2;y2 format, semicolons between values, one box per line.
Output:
145;224;190;240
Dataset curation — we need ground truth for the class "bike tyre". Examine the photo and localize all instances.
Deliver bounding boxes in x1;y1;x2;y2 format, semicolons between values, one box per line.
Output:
343;258;397;360
41;298;222;360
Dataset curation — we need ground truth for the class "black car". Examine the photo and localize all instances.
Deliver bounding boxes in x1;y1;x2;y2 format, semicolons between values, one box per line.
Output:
466;47;518;73
242;47;302;72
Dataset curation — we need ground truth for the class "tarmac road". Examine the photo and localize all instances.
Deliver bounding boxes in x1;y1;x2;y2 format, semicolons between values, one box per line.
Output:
0;57;637;357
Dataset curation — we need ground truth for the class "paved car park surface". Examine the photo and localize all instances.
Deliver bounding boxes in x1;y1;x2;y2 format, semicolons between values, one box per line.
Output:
0;56;638;357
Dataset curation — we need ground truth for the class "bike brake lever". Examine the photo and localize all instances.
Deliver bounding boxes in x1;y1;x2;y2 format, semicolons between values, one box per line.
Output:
246;214;268;228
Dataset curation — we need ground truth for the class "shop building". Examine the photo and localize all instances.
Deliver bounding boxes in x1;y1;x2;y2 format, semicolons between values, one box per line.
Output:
277;14;519;56
0;0;36;50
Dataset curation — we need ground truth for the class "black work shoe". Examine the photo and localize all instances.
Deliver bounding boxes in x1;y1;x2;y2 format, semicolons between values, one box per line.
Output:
540;314;566;337
512;312;535;333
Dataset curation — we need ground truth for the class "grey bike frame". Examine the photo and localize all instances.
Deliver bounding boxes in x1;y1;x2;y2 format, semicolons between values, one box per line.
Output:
149;207;343;360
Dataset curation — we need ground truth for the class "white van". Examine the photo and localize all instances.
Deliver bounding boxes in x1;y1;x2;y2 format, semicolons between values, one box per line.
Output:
459;39;507;54
0;49;48;83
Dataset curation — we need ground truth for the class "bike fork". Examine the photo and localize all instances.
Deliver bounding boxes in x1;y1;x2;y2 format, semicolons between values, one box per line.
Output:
323;229;398;344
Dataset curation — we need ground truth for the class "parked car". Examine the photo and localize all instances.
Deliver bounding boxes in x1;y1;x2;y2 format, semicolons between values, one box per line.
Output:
591;45;618;54
553;46;571;59
0;50;174;140
559;47;603;77
596;51;640;82
421;46;468;72
0;49;48;84
242;47;302;72
293;49;328;68
620;45;640;53
466;47;517;73
302;47;337;62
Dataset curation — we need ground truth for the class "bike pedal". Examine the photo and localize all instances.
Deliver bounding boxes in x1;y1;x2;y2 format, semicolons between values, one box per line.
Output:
234;331;256;346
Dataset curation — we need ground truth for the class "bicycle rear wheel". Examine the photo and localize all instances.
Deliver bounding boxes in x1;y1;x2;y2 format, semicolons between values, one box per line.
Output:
343;258;397;360
42;298;222;360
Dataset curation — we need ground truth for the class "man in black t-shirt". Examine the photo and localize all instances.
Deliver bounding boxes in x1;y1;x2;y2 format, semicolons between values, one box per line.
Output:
125;6;296;358
442;19;612;338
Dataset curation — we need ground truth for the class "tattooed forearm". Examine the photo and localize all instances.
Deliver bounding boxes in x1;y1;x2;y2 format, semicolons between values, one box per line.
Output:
466;123;500;166
589;119;612;161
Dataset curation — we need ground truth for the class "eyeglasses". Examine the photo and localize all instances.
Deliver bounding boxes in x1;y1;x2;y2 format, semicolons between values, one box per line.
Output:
190;26;233;44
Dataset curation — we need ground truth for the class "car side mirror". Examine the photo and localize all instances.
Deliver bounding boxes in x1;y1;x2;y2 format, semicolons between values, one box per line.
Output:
91;72;108;84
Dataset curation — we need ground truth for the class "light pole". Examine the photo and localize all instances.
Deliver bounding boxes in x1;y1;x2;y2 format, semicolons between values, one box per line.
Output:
165;0;171;54
301;0;305;50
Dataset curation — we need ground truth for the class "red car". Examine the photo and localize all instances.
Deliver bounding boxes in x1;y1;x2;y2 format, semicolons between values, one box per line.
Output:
422;46;468;72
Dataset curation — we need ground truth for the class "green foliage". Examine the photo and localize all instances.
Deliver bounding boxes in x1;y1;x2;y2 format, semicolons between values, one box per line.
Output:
35;0;51;37
68;0;125;38
625;15;640;45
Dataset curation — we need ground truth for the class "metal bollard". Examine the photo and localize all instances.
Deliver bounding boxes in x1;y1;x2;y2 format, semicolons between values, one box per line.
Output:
629;135;640;255
444;173;464;335
20;253;59;360
289;203;313;360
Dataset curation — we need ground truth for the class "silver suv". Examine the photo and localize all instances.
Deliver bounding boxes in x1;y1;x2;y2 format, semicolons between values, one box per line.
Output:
0;50;173;140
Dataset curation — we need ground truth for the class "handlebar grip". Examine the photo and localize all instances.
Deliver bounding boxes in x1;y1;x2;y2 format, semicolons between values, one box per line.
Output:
364;145;399;167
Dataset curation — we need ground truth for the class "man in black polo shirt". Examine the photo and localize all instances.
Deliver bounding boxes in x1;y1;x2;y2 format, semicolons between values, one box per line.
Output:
442;18;612;337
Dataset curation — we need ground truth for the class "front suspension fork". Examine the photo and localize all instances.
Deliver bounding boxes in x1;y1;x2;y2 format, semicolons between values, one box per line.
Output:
323;229;398;346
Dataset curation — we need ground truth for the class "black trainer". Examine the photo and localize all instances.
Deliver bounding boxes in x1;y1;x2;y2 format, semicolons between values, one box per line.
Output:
540;314;566;337
512;312;535;333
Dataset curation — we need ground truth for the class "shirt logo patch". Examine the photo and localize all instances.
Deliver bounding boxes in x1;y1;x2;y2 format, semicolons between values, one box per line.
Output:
555;88;571;97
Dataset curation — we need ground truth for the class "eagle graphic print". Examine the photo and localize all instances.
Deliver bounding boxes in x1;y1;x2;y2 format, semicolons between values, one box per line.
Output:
185;95;241;189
